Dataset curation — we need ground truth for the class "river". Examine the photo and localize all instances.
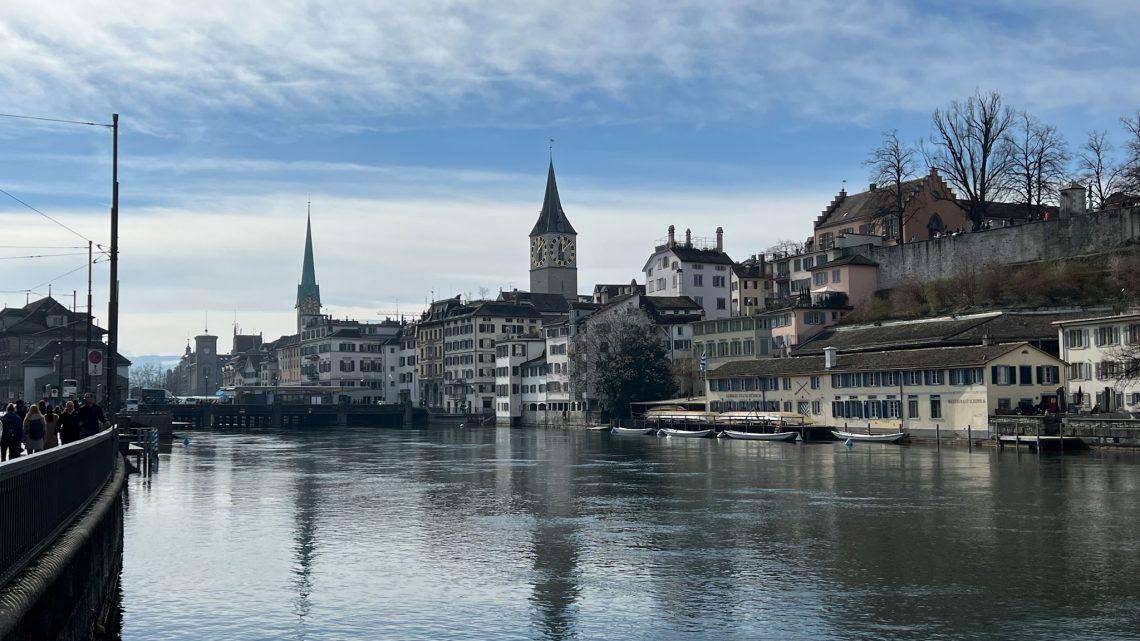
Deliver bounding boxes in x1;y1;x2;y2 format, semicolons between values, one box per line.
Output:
114;427;1140;640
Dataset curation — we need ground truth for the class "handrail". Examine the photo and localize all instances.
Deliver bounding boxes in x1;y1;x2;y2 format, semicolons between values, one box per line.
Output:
0;427;118;589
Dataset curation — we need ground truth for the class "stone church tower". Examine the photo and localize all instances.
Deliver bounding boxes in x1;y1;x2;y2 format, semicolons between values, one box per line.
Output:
528;161;578;301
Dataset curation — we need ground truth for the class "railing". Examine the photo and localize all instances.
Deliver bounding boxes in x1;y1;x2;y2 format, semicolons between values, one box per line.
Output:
0;428;118;588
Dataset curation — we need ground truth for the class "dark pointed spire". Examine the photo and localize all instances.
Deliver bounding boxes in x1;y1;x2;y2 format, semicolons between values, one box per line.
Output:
296;209;321;310
529;160;576;236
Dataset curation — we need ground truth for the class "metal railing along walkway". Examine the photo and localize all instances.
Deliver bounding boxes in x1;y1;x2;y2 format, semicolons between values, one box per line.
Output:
0;428;119;589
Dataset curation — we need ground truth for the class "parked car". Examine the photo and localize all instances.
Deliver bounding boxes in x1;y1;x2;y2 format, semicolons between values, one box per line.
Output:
125;399;140;412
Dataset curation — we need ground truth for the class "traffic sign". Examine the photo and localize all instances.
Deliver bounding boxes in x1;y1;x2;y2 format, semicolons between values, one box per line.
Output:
88;349;104;376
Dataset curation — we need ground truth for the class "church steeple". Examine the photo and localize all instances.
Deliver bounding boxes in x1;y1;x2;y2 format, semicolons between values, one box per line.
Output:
296;209;321;333
529;160;576;236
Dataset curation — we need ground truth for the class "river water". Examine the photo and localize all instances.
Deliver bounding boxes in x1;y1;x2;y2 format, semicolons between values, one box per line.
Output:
116;427;1140;640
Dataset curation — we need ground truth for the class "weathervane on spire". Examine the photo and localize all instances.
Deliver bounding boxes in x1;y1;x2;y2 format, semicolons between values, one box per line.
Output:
549;138;554;161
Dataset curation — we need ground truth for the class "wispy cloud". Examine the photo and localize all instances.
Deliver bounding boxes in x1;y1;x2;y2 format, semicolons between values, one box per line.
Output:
4;1;1138;127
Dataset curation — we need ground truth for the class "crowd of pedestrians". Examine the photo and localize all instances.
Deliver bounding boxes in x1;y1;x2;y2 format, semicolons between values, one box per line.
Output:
0;393;109;462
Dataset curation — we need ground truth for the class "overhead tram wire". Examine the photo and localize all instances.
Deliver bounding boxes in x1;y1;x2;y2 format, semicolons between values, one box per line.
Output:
0;112;113;128
0;252;91;260
0;187;99;245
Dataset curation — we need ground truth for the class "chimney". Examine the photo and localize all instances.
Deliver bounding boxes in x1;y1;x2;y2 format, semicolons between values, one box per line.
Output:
1059;182;1087;218
824;346;837;370
716;226;724;252
685;228;692;247
869;182;877;191
668;225;676;247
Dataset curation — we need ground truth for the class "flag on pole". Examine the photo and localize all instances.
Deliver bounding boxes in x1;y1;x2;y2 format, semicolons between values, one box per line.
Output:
699;350;707;372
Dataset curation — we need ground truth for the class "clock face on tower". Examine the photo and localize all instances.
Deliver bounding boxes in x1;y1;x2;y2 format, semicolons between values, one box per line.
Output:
300;294;319;314
531;236;547;268
551;235;576;266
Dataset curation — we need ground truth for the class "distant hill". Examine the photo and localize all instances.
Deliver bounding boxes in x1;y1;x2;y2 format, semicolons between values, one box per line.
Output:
125;354;181;370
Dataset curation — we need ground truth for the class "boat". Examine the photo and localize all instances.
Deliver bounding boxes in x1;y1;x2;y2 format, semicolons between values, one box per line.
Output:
585;424;613;431
720;429;799;442
830;429;909;444
642;407;719;438
611;426;657;436
717;411;808;442
658;427;716;438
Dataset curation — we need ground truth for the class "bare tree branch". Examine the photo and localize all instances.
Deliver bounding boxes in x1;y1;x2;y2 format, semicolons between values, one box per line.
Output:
1077;130;1123;211
928;89;1016;229
1008;111;1069;216
864;129;918;242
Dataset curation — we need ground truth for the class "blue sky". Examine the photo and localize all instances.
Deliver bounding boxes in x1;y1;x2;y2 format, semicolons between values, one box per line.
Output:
2;0;1138;355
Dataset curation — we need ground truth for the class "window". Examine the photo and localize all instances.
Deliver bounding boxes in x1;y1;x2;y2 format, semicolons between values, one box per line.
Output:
657;278;666;290
1095;326;1120;347
693;274;704;286
1065;328;1089;348
907;395;919;418
810;376;820;390
812;400;822;415
783;377;791;390
812;272;827;286
992;365;1015;385
930;395;942;419
794;259;802;271
1069;362;1092;380
694;296;703;306
831;269;841;283
717;298;726;310
1037;366;1060;385
712;276;725;287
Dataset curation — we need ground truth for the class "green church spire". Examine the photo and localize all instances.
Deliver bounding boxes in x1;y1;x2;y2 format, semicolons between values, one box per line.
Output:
296;210;321;314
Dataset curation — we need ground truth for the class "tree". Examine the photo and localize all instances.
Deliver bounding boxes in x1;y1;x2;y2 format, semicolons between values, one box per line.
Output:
1008;112;1069;215
927;89;1016;229
129;362;167;390
765;239;806;256
1122;111;1140;196
864;129;918;243
1077;130;1123;211
569;307;675;420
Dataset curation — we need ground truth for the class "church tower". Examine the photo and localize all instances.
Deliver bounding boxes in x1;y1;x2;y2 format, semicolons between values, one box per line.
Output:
296;212;322;334
529;160;578;301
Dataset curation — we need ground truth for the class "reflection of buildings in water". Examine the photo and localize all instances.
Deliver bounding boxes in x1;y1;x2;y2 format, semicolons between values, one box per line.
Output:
519;429;582;640
291;454;320;625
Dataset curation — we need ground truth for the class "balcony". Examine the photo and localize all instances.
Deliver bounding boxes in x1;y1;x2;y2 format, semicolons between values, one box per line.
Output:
764;292;849;310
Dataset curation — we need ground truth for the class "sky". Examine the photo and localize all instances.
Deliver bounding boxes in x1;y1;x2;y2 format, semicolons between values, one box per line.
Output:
2;0;1139;357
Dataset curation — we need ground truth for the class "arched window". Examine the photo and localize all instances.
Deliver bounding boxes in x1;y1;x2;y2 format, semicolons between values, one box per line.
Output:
927;213;945;239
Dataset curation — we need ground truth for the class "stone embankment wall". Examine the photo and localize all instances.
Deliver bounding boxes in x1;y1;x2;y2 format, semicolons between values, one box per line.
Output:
860;206;1140;290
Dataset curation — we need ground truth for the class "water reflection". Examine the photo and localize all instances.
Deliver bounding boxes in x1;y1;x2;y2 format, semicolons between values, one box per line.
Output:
118;428;1140;641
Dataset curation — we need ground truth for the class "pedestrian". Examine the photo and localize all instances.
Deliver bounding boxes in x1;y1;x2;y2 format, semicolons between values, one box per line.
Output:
58;400;81;444
43;404;60;449
77;392;109;439
15;399;28;419
24;404;46;454
1;403;23;461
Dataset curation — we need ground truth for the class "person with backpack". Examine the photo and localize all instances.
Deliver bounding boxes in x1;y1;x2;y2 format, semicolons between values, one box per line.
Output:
1;403;23;460
24;404;46;454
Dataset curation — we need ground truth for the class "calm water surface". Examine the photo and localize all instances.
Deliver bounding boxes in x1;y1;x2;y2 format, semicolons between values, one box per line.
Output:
117;427;1140;640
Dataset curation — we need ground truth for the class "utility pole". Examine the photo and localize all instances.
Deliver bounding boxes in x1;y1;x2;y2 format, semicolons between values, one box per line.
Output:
86;241;92;395
106;113;119;412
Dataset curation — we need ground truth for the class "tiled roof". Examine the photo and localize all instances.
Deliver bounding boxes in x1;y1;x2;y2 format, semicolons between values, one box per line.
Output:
643;296;702;311
711;343;1048;378
498;291;570;314
668;246;735;265
811;254;879;269
792;311;1078;356
815;178;928;230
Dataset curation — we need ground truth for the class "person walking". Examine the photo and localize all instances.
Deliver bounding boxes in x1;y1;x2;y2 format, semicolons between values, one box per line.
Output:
58;400;81;445
78;393;109;439
24;404;46;454
43;404;60;449
1;403;23;461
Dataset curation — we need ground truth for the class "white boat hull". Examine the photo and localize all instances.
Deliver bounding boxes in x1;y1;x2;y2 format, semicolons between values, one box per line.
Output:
720;430;799;442
659;428;715;438
612;427;656;435
831;430;909;443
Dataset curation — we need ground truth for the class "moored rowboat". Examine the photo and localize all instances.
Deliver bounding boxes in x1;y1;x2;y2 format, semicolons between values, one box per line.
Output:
831;430;909;444
720;429;799;442
612;426;656;435
659;427;716;438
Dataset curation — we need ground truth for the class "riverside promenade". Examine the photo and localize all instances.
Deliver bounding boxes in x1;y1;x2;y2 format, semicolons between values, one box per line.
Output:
0;429;125;641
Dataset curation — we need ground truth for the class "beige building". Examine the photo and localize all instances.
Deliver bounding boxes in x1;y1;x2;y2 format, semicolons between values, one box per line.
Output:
706;343;1065;436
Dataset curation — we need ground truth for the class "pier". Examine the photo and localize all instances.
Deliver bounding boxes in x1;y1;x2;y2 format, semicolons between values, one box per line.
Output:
163;402;429;429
